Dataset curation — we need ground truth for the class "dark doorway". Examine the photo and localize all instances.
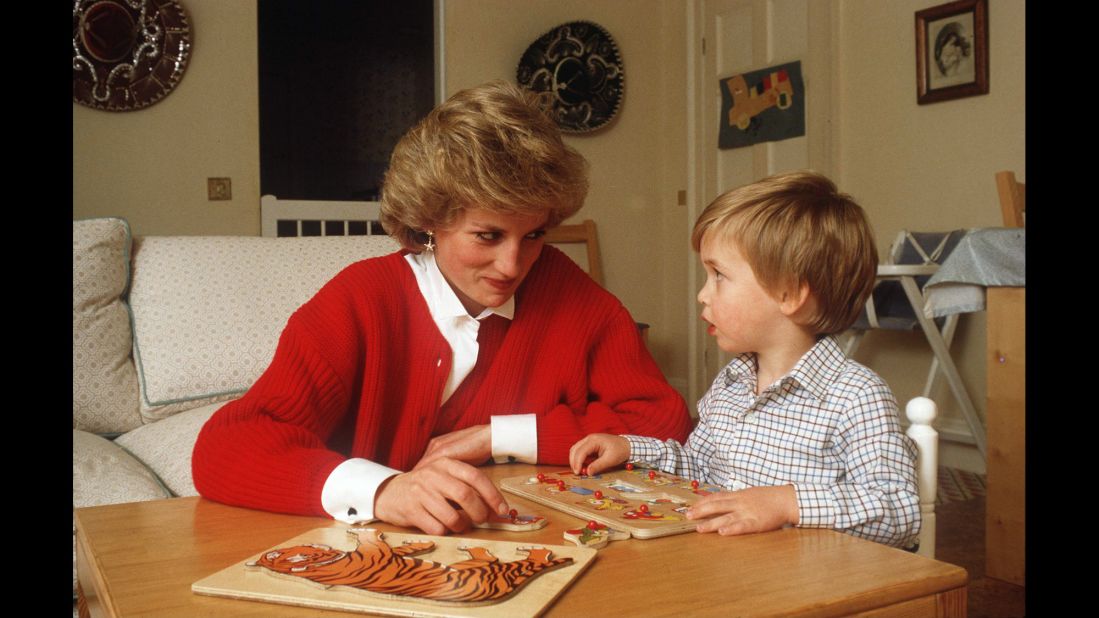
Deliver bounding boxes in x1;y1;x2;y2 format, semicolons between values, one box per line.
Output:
259;0;435;201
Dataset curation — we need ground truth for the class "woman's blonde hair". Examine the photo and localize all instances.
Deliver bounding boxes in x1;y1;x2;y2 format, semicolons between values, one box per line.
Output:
691;170;879;335
380;81;589;251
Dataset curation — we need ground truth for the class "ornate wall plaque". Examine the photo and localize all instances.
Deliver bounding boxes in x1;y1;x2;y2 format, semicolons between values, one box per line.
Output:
72;0;192;111
517;21;624;134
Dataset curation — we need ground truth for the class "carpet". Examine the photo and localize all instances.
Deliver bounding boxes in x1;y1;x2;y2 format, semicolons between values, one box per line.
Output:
936;466;986;505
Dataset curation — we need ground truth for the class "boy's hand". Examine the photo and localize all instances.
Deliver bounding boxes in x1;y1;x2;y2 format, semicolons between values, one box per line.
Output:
686;485;799;536
568;434;630;476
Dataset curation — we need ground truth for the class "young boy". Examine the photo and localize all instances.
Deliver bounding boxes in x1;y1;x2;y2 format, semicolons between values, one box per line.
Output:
570;171;920;548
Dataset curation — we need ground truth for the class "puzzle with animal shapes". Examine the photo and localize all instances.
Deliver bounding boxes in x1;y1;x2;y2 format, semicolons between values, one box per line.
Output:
563;520;630;550
499;466;723;539
474;509;548;532
192;527;597;617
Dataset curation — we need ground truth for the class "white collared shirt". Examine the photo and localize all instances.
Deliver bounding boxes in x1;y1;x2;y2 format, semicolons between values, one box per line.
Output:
320;252;537;524
404;251;514;404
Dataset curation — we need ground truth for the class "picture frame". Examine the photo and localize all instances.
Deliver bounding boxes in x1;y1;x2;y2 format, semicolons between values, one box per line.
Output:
915;0;988;105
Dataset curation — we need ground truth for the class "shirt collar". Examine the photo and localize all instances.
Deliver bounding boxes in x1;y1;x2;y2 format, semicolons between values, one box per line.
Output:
720;336;846;401
405;252;515;322
721;353;758;387
784;336;846;400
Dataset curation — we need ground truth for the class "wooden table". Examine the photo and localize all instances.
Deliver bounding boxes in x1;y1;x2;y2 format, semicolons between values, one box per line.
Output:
76;464;967;617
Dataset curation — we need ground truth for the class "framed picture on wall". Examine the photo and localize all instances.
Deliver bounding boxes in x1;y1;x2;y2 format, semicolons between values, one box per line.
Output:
915;0;988;104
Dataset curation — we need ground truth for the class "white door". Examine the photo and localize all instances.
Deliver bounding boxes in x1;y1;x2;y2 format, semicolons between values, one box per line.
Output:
686;0;834;403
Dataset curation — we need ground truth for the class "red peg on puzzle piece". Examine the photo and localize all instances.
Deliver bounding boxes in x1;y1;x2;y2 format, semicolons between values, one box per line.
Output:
691;480;700;489
581;466;589;476
638;504;649;514
587;520;599;530
557;480;566;490
625;463;634;471
509;508;518;519
536;473;546;482
648;470;656;480
593;490;603;500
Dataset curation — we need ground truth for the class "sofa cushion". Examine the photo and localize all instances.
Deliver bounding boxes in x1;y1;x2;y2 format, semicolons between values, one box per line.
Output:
73;429;171;598
128;235;399;421
73;218;142;433
115;399;233;497
73;430;171;508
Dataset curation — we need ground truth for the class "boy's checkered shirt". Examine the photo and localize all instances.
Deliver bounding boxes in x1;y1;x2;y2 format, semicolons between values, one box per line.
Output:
625;336;921;547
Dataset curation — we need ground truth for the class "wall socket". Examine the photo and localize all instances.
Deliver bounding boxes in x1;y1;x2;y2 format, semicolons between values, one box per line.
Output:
208;177;232;201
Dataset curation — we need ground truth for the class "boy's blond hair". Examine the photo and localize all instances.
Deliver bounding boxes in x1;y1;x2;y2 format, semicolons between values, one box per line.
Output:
380;80;589;252
691;170;877;335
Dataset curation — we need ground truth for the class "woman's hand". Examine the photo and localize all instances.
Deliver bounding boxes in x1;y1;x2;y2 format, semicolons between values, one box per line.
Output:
416;424;492;469
568;433;630;476
686;485;799;536
373;458;510;536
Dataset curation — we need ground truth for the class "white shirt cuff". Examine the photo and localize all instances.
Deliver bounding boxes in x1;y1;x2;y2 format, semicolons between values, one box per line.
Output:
320;458;400;524
491;414;538;464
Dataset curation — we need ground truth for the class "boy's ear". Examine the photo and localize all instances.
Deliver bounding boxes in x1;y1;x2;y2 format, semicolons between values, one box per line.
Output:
778;281;815;319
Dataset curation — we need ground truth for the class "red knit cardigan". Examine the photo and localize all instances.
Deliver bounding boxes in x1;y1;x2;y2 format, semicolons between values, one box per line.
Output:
192;247;691;516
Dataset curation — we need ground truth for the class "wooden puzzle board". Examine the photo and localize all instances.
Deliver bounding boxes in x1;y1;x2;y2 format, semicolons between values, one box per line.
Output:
193;527;596;618
500;468;722;539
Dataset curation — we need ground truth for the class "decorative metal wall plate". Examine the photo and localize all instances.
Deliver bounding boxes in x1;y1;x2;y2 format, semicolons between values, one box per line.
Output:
73;0;192;111
517;21;624;134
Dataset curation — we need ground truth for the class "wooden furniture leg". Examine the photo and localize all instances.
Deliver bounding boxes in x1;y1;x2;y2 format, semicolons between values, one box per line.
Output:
985;287;1025;586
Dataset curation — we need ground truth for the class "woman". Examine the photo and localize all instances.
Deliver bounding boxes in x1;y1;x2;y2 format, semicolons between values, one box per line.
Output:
192;81;691;535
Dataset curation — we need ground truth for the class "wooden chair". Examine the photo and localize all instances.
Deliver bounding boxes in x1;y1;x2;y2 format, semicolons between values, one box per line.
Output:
544;219;603;286
545;219;649;343
995;171;1025;228
905;396;939;559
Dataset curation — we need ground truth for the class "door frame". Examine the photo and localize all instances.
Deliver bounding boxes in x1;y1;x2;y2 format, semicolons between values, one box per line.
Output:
684;0;838;405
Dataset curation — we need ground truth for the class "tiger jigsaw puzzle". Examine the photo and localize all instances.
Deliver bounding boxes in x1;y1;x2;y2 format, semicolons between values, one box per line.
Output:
192;527;597;617
247;528;571;604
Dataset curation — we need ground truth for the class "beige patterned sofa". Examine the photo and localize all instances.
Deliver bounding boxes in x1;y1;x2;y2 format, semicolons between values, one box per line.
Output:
72;217;399;597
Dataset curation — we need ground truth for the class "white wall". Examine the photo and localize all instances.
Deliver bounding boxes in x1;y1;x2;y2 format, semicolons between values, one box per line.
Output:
836;0;1025;469
445;0;693;391
73;0;260;237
